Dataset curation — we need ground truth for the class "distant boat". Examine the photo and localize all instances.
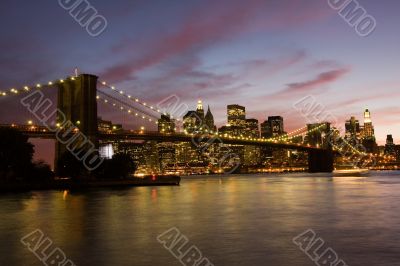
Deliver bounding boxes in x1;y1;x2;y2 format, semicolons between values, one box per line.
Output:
333;168;369;176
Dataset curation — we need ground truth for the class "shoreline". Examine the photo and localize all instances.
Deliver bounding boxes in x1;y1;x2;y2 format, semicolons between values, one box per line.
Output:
0;175;181;193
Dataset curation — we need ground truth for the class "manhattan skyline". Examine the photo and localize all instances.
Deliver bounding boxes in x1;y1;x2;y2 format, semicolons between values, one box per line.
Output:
1;0;400;163
2;2;400;265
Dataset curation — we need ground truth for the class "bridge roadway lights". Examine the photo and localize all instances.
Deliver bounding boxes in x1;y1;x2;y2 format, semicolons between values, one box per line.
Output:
55;74;99;174
308;148;334;173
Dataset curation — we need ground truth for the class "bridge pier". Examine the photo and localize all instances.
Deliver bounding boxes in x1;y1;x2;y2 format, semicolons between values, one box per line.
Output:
308;148;334;173
55;74;99;174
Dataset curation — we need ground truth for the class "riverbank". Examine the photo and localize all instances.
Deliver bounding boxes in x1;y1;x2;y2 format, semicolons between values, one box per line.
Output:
0;175;180;193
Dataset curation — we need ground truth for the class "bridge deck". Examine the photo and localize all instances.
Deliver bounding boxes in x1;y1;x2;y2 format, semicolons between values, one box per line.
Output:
1;124;326;151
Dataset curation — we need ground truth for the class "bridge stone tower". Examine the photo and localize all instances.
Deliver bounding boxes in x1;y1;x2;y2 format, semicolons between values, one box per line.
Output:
308;148;334;173
55;74;99;172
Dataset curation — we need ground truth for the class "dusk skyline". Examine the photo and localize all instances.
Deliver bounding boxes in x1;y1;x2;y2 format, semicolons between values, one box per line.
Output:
1;0;400;146
3;2;400;266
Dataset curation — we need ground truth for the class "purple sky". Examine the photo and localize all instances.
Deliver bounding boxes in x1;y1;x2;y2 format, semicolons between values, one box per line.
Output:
1;0;400;164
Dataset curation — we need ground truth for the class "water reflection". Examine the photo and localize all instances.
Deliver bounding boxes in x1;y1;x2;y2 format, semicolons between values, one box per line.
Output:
1;172;400;265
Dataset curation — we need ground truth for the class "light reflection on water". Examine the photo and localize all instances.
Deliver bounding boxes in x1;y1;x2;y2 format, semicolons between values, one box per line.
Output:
1;172;400;266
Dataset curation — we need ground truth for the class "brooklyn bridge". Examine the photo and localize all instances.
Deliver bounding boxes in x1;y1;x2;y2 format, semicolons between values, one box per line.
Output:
0;73;366;174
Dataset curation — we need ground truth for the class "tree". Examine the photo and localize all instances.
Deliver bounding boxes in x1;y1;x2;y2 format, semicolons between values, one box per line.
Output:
56;151;86;179
29;161;55;183
0;128;34;181
95;153;136;179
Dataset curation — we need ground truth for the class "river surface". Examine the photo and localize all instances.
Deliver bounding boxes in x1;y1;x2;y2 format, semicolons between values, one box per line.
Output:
1;172;400;266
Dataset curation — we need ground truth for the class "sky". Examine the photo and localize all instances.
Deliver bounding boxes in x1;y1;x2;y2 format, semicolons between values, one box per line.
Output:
1;0;400;164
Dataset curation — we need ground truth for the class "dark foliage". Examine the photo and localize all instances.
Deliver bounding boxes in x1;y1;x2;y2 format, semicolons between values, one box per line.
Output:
57;151;86;179
27;161;55;183
0;128;54;182
95;153;137;179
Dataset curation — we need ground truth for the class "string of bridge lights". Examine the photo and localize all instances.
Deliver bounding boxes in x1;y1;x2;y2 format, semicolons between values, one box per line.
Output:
284;124;328;142
267;126;308;142
0;76;79;97
98;81;181;121
267;124;326;143
339;138;367;156
96;94;159;126
97;90;160;120
179;126;323;147
5;76;391;155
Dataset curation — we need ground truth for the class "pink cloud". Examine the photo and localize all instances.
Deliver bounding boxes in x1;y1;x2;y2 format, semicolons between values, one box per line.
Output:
284;67;350;93
101;0;332;82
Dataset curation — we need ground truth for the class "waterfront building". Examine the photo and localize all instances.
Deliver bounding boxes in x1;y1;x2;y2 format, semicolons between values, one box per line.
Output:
385;135;396;156
157;142;176;172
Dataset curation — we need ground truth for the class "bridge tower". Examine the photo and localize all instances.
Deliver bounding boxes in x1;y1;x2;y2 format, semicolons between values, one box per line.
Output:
308;148;334;173
55;74;99;173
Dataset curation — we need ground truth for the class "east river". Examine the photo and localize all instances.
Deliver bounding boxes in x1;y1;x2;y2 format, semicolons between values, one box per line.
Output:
1;172;400;265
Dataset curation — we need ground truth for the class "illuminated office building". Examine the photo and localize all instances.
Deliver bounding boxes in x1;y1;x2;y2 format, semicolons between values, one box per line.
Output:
261;116;285;138
385;134;396;156
158;114;176;133
362;109;375;139
227;104;246;128
345;116;361;143
361;109;378;153
245;118;259;138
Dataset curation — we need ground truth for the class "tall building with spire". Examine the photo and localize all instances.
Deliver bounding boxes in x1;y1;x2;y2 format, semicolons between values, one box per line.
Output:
362;109;375;139
361;108;378;153
204;105;216;132
196;100;205;122
183;100;213;133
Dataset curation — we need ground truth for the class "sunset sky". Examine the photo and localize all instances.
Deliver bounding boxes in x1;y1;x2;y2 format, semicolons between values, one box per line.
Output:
1;0;400;163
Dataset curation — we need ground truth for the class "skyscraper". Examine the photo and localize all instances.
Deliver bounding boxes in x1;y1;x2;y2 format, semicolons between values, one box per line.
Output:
227;104;246;128
204;105;216;132
183;111;198;133
196;100;205;122
261;116;284;138
362;109;375;139
345;116;361;142
158;114;176;133
183;100;214;133
157;143;176;172
361;109;378;153
385;134;396;156
245;118;259;138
